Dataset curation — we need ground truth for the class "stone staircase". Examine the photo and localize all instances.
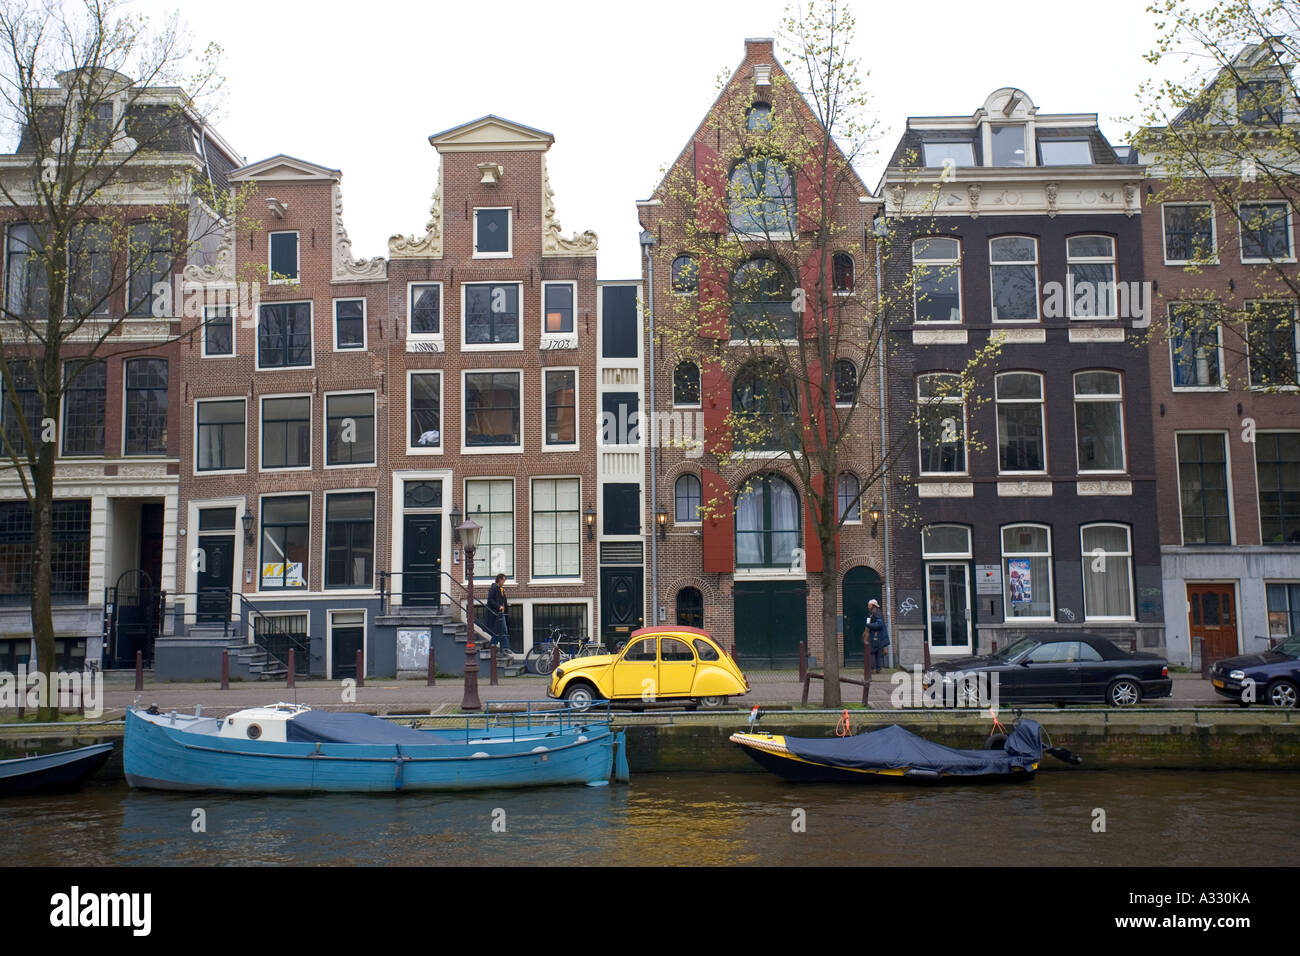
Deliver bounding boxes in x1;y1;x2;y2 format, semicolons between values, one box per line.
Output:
182;624;288;681
378;604;527;677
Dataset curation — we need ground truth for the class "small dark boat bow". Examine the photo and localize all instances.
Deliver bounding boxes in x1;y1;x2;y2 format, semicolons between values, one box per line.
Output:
0;743;115;795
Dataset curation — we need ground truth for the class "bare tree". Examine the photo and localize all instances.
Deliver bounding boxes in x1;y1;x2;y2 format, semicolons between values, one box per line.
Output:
0;0;240;718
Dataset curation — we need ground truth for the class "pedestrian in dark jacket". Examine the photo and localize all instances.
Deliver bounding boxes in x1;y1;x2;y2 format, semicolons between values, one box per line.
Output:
866;599;890;671
487;573;512;655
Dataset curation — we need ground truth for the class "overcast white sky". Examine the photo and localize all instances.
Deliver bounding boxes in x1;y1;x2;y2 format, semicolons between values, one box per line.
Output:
134;0;1175;278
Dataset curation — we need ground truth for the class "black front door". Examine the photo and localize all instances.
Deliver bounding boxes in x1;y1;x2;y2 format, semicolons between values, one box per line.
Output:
196;535;235;624
403;514;441;607
600;566;644;647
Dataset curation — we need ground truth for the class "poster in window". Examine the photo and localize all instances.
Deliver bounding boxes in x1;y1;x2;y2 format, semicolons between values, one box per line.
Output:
1008;559;1032;605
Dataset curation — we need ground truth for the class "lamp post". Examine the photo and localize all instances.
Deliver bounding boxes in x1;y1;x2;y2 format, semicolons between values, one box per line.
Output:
458;517;482;712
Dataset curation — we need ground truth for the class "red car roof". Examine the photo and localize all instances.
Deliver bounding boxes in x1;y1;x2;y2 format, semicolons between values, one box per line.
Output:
628;625;712;639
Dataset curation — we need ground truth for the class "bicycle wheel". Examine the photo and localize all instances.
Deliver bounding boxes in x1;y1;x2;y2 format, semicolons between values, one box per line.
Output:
529;645;558;676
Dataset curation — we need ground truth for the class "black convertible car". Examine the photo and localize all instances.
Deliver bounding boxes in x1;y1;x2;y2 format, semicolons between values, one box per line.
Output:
1209;636;1300;708
925;635;1172;706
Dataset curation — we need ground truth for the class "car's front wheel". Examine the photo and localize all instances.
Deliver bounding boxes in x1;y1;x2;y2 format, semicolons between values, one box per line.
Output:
563;682;599;711
1106;679;1142;707
1266;679;1298;709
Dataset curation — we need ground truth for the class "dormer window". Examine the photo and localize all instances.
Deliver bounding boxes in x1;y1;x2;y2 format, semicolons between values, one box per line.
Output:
922;142;975;168
1238;80;1283;125
990;125;1026;166
1038;139;1092;166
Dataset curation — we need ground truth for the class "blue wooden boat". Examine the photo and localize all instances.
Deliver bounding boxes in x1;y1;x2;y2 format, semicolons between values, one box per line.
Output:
124;702;629;793
0;743;114;795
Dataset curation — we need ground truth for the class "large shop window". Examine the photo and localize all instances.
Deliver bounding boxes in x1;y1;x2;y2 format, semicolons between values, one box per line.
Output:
0;500;90;606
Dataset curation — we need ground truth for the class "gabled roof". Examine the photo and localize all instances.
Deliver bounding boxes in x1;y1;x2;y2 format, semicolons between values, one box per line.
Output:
229;154;341;183
428;114;554;152
641;39;872;203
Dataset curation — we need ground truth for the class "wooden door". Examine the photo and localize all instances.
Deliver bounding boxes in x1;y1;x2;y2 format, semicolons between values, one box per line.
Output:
1187;583;1237;677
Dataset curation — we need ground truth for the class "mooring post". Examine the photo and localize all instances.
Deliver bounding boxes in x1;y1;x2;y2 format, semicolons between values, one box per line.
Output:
287;649;295;689
134;650;143;691
427;644;436;687
798;641;807;682
801;673;811;707
489;645;498;686
991;638;998;655
220;649;229;690
356;649;364;688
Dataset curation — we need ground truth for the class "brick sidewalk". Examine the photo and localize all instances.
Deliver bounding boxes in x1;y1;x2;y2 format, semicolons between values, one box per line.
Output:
89;668;1221;717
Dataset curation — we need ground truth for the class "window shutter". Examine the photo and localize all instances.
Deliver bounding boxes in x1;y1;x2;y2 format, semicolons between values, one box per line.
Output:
701;358;731;456
701;468;734;572
694;139;726;234
799;247;830;339
697;256;728;339
804;474;827;573
797;141;828;234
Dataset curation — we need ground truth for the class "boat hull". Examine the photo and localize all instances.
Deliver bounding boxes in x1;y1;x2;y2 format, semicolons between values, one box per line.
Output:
0;743;115;795
125;710;622;793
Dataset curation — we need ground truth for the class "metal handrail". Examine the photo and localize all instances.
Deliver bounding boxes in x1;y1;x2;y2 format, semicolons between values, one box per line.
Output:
378;570;500;646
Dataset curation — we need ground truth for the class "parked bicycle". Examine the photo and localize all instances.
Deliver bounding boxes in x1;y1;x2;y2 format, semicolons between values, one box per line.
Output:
525;627;606;676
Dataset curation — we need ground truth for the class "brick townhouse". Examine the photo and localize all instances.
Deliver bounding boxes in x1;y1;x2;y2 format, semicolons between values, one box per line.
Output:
881;88;1166;673
638;38;885;669
1138;41;1300;671
0;69;242;674
166;154;391;679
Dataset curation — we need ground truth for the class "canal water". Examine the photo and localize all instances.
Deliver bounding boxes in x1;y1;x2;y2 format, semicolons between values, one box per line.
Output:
3;771;1295;866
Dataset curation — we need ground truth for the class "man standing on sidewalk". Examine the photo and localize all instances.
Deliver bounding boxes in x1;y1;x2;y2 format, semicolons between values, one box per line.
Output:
487;573;512;657
866;599;890;671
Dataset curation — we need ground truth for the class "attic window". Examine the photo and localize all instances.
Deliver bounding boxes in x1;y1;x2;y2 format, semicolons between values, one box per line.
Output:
754;64;771;86
1038;140;1092;165
746;103;772;131
922;142;975;168
990;125;1026;166
1238;80;1283;125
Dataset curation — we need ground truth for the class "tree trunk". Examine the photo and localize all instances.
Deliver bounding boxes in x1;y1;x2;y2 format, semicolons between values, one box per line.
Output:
819;533;840;708
30;449;57;721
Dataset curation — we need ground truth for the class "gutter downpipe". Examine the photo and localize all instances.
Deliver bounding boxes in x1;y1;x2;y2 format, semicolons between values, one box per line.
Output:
641;231;658;624
873;216;894;668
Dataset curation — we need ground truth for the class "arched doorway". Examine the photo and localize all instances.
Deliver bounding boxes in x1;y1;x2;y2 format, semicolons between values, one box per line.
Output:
842;566;882;665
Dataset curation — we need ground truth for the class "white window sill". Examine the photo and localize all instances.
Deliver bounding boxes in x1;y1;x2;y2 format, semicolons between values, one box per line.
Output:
462;445;523;455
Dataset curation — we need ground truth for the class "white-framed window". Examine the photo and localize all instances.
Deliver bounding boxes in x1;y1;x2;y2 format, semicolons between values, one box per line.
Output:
462;282;522;349
1066;235;1116;319
1245;300;1300;389
1176;432;1233;545
918;373;967;474
1081;523;1134;620
195;397;246;474
122;358;168;456
202;305;234;358
408;282;442;339
1001;523;1054;621
1074;371;1126;473
921;524;972;652
1266;582;1300;640
407;370;442;453
543;368;578;448
989;236;1039;322
531;477;582;580
126;219;173;316
832;253;854;295
990;124;1027;166
912;237;962;323
1169;302;1224;389
542;281;576;337
259;493;310;590
334;298;366;351
68;220;111;316
1162;203;1217;264
674;473;702;524
473;207;512;258
921;142;975;168
465;478;514;579
463;370;521;452
260;394;311;471
996;372;1046;474
268;231;299;283
1239;201;1294;262
838;473;861;522
1037;139;1092;165
324;391;376;467
323;490;375;591
256;301;313;370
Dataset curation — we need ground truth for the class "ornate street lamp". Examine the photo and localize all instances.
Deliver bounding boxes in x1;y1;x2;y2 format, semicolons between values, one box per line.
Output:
458;517;482;712
241;508;255;545
656;506;668;540
584;503;596;541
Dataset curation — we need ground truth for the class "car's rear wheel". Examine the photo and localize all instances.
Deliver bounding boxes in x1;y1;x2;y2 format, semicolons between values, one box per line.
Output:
1266;679;1298;709
698;695;728;708
1106;679;1142;707
563;682;599;711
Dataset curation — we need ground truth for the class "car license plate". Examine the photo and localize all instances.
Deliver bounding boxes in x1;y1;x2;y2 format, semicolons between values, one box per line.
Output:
1212;679;1225;688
